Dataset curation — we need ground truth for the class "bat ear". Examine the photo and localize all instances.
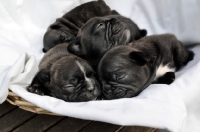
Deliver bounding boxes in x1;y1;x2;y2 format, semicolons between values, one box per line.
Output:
129;50;151;66
67;37;82;56
140;29;147;37
27;69;51;95
98;0;105;3
50;24;61;29
37;69;50;85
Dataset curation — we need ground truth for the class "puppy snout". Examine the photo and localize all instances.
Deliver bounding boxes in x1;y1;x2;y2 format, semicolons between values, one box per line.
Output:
84;80;95;93
88;87;94;93
110;18;119;24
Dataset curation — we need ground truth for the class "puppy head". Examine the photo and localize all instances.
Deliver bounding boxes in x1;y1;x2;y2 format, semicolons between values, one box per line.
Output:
50;57;101;102
98;46;154;100
43;24;76;52
28;56;101;102
68;16;132;66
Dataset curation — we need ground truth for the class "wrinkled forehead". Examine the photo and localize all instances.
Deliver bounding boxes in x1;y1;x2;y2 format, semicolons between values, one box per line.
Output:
99;47;137;75
87;16;110;24
51;57;92;77
80;17;109;32
100;46;130;65
100;55;126;75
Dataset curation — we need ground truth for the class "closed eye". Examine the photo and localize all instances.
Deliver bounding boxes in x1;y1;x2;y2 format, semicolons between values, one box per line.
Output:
117;74;126;80
96;23;105;29
111;70;126;81
62;84;75;90
70;79;78;85
62;84;75;92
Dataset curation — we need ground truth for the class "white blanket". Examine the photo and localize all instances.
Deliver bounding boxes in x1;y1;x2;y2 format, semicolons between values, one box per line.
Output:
0;0;200;132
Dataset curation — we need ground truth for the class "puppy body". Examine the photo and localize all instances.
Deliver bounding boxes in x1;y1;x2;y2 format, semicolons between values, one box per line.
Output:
28;43;101;102
43;0;115;52
98;33;194;99
130;33;194;77
68;15;147;68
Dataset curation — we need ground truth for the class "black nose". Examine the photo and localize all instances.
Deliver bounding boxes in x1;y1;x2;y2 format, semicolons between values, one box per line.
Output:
88;88;94;93
82;81;95;93
110;18;119;24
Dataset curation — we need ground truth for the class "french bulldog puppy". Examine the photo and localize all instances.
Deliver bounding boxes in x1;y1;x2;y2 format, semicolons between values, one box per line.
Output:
27;43;101;102
98;33;194;100
43;0;116;52
68;15;147;68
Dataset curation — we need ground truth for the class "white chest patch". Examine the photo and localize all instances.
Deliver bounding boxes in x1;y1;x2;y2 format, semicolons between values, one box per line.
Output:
155;64;175;80
75;61;94;90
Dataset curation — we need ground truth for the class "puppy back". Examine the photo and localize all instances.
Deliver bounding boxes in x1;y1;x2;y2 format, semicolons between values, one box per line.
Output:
39;43;72;70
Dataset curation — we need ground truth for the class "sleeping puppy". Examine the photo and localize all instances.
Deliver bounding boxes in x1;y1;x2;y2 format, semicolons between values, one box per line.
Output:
43;0;116;52
27;43;101;102
98;33;194;100
68;15;147;68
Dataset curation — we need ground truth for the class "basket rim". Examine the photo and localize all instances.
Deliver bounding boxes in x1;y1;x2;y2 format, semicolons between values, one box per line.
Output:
6;90;61;116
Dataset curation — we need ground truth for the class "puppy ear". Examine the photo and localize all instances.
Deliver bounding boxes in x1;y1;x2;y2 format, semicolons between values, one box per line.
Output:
98;0;105;3
129;51;151;65
50;24;61;29
67;37;82;56
27;69;51;95
111;10;120;15
37;69;50;85
42;48;47;53
140;29;147;37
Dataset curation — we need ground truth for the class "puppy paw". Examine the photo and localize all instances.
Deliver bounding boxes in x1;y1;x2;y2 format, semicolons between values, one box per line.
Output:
27;84;44;95
154;72;175;85
183;50;195;65
42;48;47;53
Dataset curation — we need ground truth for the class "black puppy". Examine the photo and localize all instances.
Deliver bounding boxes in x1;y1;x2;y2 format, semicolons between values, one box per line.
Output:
68;15;147;68
43;0;116;52
27;43;101;102
98;33;194;100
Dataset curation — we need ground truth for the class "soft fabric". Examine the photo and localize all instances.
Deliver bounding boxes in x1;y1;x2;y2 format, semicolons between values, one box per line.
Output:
0;0;200;132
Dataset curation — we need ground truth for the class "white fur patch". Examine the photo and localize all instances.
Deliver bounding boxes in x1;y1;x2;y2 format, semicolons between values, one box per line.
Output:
124;29;131;42
75;61;94;90
155;64;175;80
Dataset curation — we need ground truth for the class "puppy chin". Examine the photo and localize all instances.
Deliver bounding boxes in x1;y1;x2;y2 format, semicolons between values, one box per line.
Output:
77;91;98;102
102;91;113;100
102;85;136;100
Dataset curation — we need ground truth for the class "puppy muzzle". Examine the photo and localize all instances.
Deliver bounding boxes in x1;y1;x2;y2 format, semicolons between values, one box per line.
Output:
102;82;136;99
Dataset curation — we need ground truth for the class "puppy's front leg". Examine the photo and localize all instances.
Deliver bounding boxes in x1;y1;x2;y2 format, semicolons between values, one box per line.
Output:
153;72;175;85
27;69;50;95
173;41;194;70
27;76;44;95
